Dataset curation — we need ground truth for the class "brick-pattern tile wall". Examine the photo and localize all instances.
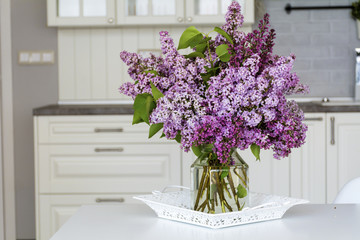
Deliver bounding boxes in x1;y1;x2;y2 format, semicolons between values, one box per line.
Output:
258;0;360;97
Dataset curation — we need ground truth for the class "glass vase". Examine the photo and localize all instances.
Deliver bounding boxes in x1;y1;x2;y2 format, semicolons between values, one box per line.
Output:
190;150;249;214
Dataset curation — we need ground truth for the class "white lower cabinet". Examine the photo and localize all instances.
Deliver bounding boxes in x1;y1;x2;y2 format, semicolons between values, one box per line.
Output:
39;194;139;240
289;113;326;203
34;115;181;240
326;113;360;203
35;112;360;239
38;144;181;193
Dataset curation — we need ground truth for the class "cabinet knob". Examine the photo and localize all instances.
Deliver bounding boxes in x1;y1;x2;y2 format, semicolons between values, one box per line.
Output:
177;17;184;22
108;18;114;24
187;17;193;22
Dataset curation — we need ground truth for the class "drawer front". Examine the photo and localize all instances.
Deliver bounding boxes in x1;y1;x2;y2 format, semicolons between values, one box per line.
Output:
38;144;182;193
38;194;139;240
36;115;166;144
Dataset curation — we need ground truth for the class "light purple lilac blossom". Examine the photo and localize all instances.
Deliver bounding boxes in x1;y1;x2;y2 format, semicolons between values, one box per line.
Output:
119;1;309;164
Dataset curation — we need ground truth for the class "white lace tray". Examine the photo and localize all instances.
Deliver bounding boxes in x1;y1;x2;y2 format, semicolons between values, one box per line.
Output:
134;191;309;229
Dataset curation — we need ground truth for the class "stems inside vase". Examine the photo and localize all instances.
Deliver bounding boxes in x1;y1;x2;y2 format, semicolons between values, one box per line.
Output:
192;163;248;214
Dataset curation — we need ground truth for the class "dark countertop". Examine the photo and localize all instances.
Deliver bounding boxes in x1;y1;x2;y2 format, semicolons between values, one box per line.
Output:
32;103;360;116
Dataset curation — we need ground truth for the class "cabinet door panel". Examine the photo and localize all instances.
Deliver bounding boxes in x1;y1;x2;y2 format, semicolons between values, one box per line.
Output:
38;144;181;193
38;194;139;240
290;113;326;203
116;0;185;25
37;116;166;144
185;0;254;25
327;113;360;203
47;0;116;26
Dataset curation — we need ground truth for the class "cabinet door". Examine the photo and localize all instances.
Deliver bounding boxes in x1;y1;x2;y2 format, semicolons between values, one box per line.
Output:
38;144;181;193
327;113;360;203
289;113;326;203
38;194;139;240
47;0;116;26
116;0;185;25
185;0;254;25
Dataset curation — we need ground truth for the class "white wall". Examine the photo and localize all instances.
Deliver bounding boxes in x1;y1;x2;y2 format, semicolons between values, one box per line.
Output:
11;0;58;239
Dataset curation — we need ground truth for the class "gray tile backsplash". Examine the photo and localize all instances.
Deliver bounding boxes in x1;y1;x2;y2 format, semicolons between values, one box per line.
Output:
258;0;359;97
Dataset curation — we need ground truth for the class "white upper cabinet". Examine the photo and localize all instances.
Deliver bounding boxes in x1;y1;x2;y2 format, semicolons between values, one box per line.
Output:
47;0;116;26
117;0;254;25
116;0;185;25
48;0;254;26
185;0;254;25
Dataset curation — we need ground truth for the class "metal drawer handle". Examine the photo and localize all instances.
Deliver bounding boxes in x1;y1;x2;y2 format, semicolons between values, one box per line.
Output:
94;147;124;153
94;128;123;133
330;117;335;145
95;198;125;203
304;117;323;121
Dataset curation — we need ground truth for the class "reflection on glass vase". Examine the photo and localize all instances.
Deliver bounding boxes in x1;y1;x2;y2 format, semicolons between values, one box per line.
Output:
191;150;249;214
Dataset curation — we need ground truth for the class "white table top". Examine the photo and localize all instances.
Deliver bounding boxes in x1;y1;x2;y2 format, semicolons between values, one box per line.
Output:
50;203;360;240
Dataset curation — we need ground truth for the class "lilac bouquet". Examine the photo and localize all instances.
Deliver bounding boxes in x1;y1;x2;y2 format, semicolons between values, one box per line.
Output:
120;1;308;213
119;2;308;166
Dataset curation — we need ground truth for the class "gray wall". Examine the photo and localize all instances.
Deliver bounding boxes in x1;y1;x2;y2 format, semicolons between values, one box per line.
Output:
11;0;58;239
8;0;360;239
260;0;360;98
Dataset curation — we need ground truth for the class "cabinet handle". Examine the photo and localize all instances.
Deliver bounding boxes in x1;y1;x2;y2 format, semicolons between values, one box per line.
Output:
330;117;335;145
95;198;125;203
94;147;124;153
108;18;114;24
187;17;193;22
177;17;184;22
304;117;323;121
94;128;123;133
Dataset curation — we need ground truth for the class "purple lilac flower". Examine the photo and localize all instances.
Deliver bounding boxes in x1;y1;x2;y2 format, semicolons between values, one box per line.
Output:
118;1;309;165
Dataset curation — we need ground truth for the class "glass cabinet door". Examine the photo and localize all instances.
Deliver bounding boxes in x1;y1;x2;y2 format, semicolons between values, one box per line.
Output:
117;0;185;25
185;0;254;25
47;0;116;26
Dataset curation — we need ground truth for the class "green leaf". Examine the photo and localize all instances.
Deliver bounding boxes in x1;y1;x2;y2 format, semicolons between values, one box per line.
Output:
178;26;203;50
204;66;220;75
250;143;261;161
132;111;144;125
150;82;164;101
144;70;158;76
202;144;214;153
216;44;231;62
160;132;166;138
198;36;211;44
200;72;212;82
237;184;247;198
214;27;234;45
174;132;181;143
185;52;205;59
149;123;163;138
196;43;207;53
220;167;229;181
133;93;156;125
191;145;202;157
